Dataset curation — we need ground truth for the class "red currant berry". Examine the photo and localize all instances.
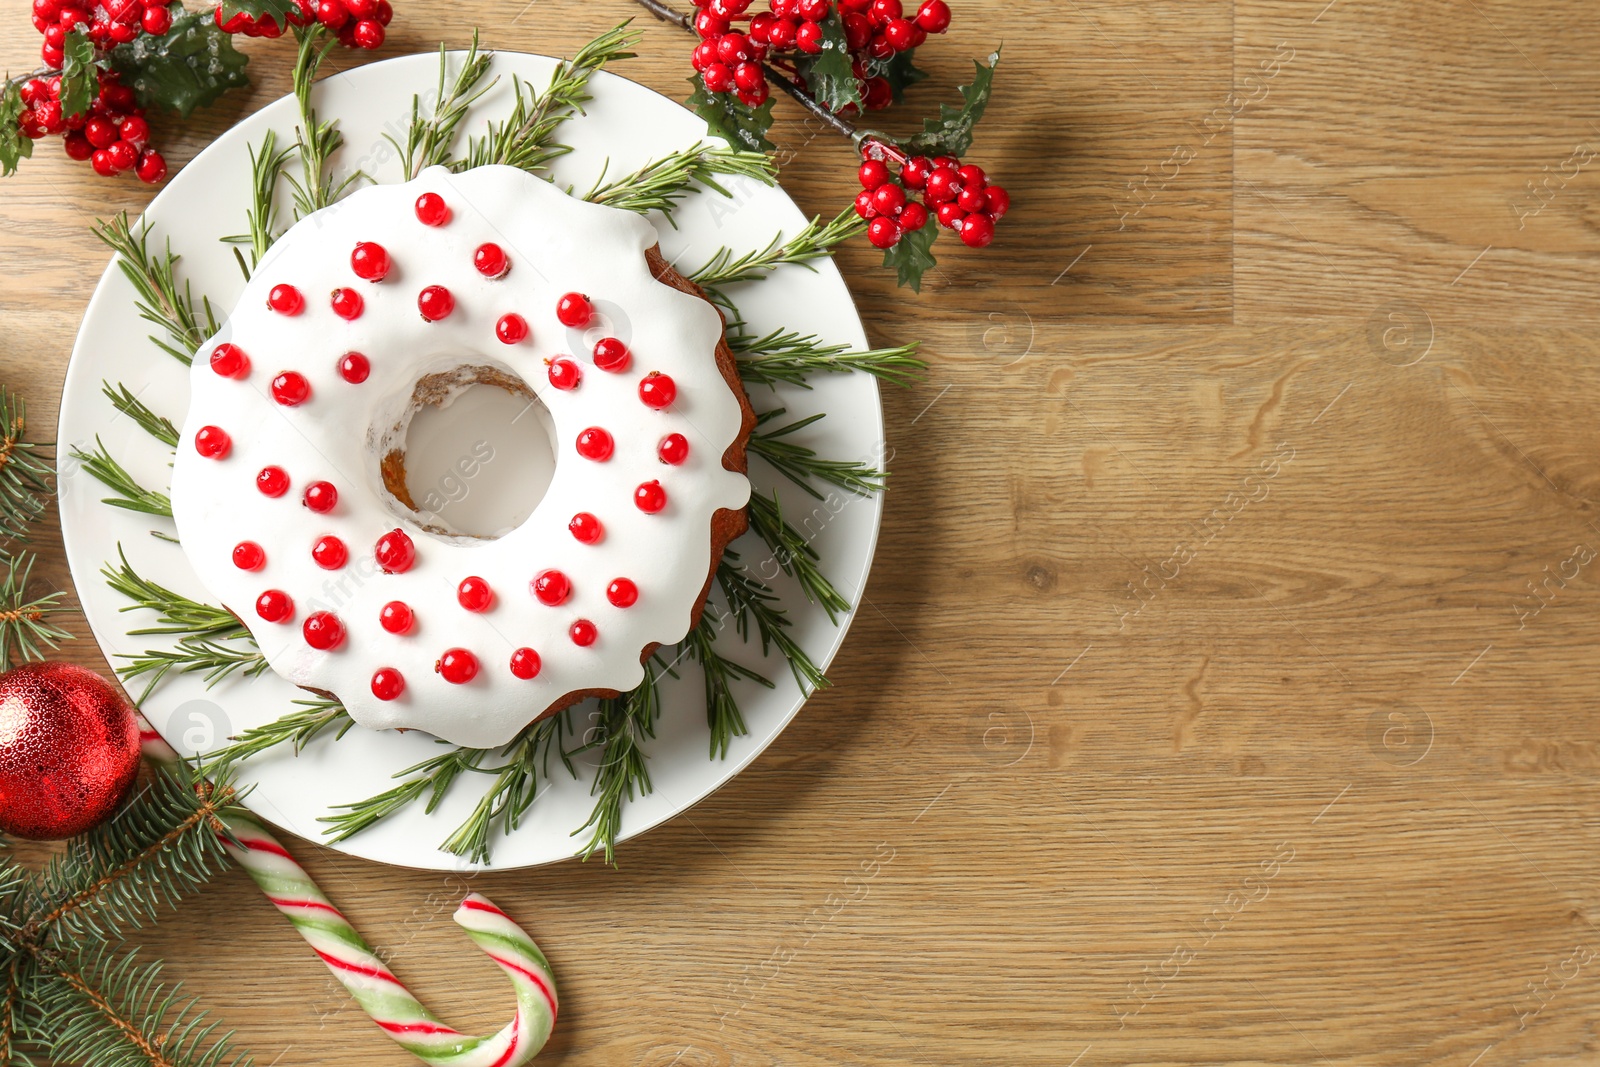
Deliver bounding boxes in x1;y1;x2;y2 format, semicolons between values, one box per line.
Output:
915;0;950;32
303;481;337;513
457;576;494;612
859;159;891;190
90;149;116;177
658;433;690;465
352;19;383;48
957;185;988;213
331;287;364;320
256;589;293;623
703;63;734;93
379;600;414;634
576;427;614;461
532;569;571;606
984;185;1010;219
312;535;348;569
414;192;450;226
257;466;289;497
884;17;915;49
569;619;598;647
899;201;929;231
339;351;370;383
960;214;996;248
375;528;416;573
872;183;906;216
232;541;265;571
209;343;249;379
371;668;404;700
317;0;347;27
635;480;668;513
868;216;903;249
694;10;728;37
350;241;390;281
555;292;592;327
639;372;677;409
607;578;639;608
547;358;581;390
117;115;149;147
63;132;92;161
272;371;311;406
509;647;541;679
303;611;345;650
417;285;454;321
936;201;966;229
496;313;529;345
854;190;878;220
194;425;230;458
734;61;765;93
924;166;960;204
593;337;631;373
473;242;509;278
569;512;604;544
135;150;166;185
268;284;305;315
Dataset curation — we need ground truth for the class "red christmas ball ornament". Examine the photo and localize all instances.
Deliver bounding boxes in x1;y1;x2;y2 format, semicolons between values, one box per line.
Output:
0;662;141;840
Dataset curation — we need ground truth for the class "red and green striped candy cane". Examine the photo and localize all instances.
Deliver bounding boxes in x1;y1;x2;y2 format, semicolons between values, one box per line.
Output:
139;721;558;1066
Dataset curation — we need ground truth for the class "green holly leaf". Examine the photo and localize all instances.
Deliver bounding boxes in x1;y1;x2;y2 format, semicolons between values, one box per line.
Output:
59;28;98;120
879;48;928;105
0;82;34;178
882;225;937;292
109;10;251;118
794;10;863;114
686;80;776;153
904;48;1000;158
218;0;300;21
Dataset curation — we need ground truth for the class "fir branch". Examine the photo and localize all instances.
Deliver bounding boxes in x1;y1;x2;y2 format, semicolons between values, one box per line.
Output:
684;604;770;759
439;715;570;865
389;33;496;179
68;440;172;518
220;127;294;273
116;639;267;705
102;547;245;641
750;408;886;499
102;382;178;448
727;326;925;389
0;958;28;1067
92;213;218;365
286;24;361;217
573;666;660;864
745;490;852;622
461;23;639;173
690;207;864;292
0;388;52;561
0;553;72;673
583;143;775;223
717;557;828;692
320;745;486;844
199;697;352;774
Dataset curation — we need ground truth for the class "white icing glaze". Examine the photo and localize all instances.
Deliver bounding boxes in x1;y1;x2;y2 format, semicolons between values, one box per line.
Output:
169;165;750;748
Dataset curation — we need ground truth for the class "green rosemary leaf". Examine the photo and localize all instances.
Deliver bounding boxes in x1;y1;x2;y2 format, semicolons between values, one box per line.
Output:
199;697;352;773
320;745;486;843
102;546;244;641
116;638;268;704
728;327;925;389
101;382;178;449
717;557;828;692
389;34;496;179
69;440;172;518
684;603;770;759
573;666;660;864
745;490;852;622
584;143;775;223
691;207;864;291
92;213;218;363
286;24;361;217
750;408;886;499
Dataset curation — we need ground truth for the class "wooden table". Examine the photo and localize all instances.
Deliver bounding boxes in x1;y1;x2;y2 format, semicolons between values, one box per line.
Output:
6;1;1600;1063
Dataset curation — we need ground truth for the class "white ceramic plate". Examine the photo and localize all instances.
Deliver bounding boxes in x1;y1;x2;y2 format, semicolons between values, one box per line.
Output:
56;49;883;870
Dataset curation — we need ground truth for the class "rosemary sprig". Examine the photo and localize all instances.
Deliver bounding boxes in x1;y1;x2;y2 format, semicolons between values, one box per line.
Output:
439;714;571;865
0;387;52;561
691;207;864;290
717;557;828;692
684;604;770;759
0;553;72;672
69;440;172;517
116;638;268;704
584;143;776;223
320;744;487;844
461;23;639;173
101;382;178;449
92;213;218;364
745;490;852;622
727;326;925;389
750;408;886;499
389;33;496;179
287;24;361;217
199;697;353;774
573;665;660;864
220;128;294;274
102;546;244;641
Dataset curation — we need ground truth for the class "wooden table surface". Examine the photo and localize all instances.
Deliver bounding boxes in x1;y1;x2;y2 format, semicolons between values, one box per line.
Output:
6;0;1600;1064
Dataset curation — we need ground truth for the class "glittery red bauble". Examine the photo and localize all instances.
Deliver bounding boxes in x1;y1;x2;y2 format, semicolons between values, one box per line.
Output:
0;663;141;840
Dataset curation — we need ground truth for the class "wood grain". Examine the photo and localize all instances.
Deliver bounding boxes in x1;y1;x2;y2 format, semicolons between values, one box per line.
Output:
6;0;1600;1064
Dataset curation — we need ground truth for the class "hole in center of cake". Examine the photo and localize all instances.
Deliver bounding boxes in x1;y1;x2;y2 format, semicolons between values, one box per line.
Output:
383;365;556;540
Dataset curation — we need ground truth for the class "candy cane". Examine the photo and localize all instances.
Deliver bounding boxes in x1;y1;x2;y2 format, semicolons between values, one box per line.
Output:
139;721;557;1067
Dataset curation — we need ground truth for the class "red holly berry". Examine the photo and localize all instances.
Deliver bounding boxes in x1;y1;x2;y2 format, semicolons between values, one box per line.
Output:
317;0;348;27
767;16;796;48
303;611;345;650
331;287;364;320
607;578;639;608
635;480;668;513
749;10;776;40
935;201;965;229
883;17;915;49
639;372;677;409
417;285;454;321
924;166;960;204
692;39;717;70
509;647;542;679
868;216;902;249
496;313;529;345
135;150;166;185
798;0;830;19
303;481;337;513
375;528;416;573
556;292;592;327
194;425;230;458
872;183;906;216
576;427;614;461
457;576;494;612
233;541;266;571
900;157;930;191
474;242;509;278
268;284;305;315
379;600;414;634
210;343;249;379
737;83;770;107
694;10;728;37
843;10;871;47
371;668;404;700
339;352;371;383
272;371;311;406
854;189;878;219
548;358;581;390
593;337;631;372
859;159;891;190
118;115;149;147
256;589;293;623
569;512;604;544
716;31;752;64
985;185;1010;219
312;535;348;569
532;569;572;606
90;150;116;177
569;619;598;646
141;4;171;32
734;61;765;93
63;132;92;161
703;63;734;93
346;0;376;15
414;192;450;226
352;20;383;48
959;214;995;248
350;241;390;281
899;201;929;231
957;185;988;213
915;0;950;32
658;433;690;465
106;140;137;171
